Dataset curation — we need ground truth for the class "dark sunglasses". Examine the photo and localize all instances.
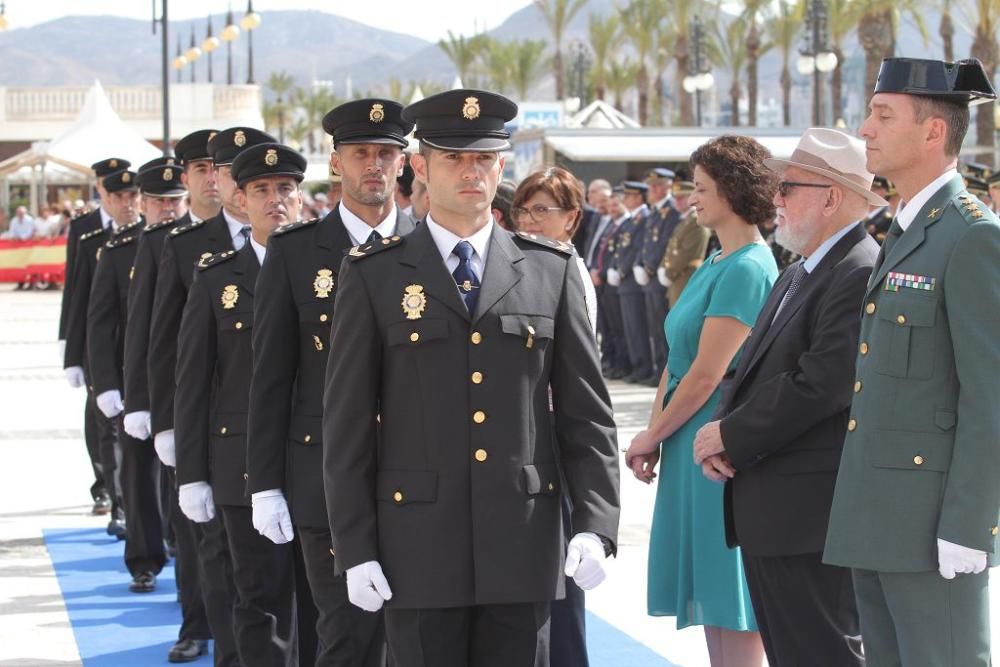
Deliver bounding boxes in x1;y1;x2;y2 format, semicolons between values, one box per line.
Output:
778;181;832;198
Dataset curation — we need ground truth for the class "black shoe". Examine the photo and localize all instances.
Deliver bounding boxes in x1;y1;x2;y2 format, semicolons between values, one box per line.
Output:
630;374;656;385
106;514;126;540
91;493;111;516
168;639;208;663
641;375;661;387
129;571;156;593
607;368;627;380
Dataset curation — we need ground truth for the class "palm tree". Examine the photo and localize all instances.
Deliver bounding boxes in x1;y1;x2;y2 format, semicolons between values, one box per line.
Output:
480;37;517;95
439;30;485;85
765;0;804;126
827;0;864;125
940;0;955;60
511;40;550;100
855;0;929;103
266;70;296;143
535;0;589;99
967;0;1000;166
742;0;770;126
658;0;700;127
620;0;667;125
261;100;282;136
587;13;622;102
607;57;640;114
286;118;311;152
706;15;748;126
294;87;338;154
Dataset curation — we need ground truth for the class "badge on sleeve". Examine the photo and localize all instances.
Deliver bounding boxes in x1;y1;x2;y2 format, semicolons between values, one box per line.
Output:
313;269;334;298
221;285;239;309
401;284;427;320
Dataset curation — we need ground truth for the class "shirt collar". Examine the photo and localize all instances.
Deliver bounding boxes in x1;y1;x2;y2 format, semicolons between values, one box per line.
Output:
99;206;113;230
249;235;266;265
338;201;398;246
189;209;203;224
896;169;958;232
424;214;493;267
223;208;249;239
802;222;857;273
654;195;672;210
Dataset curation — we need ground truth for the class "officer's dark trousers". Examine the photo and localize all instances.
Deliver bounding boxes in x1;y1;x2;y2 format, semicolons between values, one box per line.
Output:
165;467;212;644
549;493;588;667
385;602;551;667
220;504;296;667
618;283;652;379
295;537;320;667
597;285;629;374
82;396;106;500
87;388;121;514
643;285;669;375
298;525;386;667
118;417;166;576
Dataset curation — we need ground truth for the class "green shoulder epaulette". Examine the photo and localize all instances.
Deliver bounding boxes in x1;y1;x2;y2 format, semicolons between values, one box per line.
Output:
105;233;138;250
273;217;319;236
80;228;105;242
144;218;177;234
514;230;574;255
347;234;405;261
170;217;206;237
198;249;237;270
953;191;991;224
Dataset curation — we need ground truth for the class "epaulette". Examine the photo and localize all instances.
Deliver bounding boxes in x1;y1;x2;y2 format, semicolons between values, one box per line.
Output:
953;191;992;224
170;217;206;237
273;217;319;236
197;249;237;270
105;233;138;249
116;220;143;235
347;234;405;261
514;230;574;255
80;228;105;242
144;218;177;234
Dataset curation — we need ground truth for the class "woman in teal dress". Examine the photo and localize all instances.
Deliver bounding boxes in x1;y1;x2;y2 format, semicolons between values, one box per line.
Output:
626;136;779;667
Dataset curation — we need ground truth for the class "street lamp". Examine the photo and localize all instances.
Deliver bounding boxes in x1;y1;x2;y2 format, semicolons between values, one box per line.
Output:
797;0;838;126
682;16;714;127
186;26;202;83
241;0;262;85
0;3;9;31
203;15;220;83
569;40;591;107
221;4;241;85
173;34;188;84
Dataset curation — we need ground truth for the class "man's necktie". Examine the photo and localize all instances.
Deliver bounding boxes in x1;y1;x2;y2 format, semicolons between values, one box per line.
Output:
772;261;805;323
237;226;251;250
882;218;903;257
367;230;382;244
452;241;480;314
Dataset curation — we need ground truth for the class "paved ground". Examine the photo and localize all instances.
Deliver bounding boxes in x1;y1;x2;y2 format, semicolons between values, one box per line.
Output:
0;286;996;666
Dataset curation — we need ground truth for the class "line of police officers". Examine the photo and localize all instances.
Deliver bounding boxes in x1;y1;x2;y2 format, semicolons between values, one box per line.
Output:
59;89;621;666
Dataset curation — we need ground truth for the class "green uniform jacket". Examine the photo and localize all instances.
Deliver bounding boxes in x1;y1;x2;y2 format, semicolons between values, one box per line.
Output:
660;209;709;308
824;175;1000;572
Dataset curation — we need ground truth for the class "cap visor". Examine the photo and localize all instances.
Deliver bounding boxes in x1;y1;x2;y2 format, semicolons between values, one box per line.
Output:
420;136;511;152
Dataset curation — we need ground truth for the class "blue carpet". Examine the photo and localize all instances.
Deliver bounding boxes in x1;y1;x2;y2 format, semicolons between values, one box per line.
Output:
45;527;670;666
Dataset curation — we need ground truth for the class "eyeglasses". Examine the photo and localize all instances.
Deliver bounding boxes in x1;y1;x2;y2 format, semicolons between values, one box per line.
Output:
511;205;566;223
778;181;832;198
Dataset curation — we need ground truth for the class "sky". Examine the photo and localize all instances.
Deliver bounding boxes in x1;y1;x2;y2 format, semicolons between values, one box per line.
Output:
3;0;535;43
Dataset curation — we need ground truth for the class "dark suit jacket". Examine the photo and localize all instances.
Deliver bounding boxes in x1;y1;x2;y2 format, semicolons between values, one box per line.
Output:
247;208;415;528
59;209;102;340
718;223;878;556
572;204;600;257
322;223;620;608
63;225;114;372
175;243;259;506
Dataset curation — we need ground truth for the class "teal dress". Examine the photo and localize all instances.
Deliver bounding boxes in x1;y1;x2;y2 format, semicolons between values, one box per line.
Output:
647;241;777;630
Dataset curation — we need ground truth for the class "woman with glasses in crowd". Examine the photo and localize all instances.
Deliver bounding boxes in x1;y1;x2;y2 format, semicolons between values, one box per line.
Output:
626;136;779;667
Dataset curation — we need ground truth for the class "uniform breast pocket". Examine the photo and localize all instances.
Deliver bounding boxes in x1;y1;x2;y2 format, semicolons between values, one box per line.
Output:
499;314;555;351
218;312;253;336
873;294;937;379
299;302;333;352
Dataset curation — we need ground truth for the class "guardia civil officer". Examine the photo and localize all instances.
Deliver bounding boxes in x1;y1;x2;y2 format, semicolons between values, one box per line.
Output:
322;89;621;666
176;144;307;667
824;57;1000;666
247;99;415;667
61;157;129;515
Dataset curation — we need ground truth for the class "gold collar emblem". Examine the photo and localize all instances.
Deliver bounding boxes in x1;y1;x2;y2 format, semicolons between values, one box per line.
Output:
369;103;385;123
401;284;427;320
234;130;246;147
163;167;173;181
462;97;481;120
265;149;278;166
928;208;941;218
314;269;335;298
221;284;239;309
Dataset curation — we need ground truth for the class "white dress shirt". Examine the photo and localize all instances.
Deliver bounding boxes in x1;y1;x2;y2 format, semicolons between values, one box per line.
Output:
249;235;266;265
424;214;492;281
896;169;958;232
803;221;858;274
223;209;251;249
339;201;398;246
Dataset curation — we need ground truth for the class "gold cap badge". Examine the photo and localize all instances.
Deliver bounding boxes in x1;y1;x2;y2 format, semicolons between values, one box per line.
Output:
264;149;278;167
122;172;131;183
221;284;239;309
462;97;480;120
313;269;334;298
369;103;385;123
208;131;218;143
401;284;427;320
234;130;246;147
109;159;118;168
163;167;173;181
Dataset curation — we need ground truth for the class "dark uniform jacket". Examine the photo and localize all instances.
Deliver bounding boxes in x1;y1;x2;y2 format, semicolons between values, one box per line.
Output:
610;209;647;295
638;198;680;279
175;244;258;506
247;208;416;528
86;221;143;396
322;223;621;609
148;213;233;436
59;208;102;340
865;206;894;243
717;223;878;556
64;225;115;372
122;215;182;413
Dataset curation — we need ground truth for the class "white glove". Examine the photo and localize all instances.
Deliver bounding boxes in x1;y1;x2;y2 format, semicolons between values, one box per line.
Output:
346;560;393;612
657;266;671;287
937;538;987;580
251;489;294;544
606;268;621;287
179;481;216;523
123;411;152;440
564;532;608;590
154;429;176;467
96;389;124;418
58;339;66;361
633;265;650;286
65;366;85;388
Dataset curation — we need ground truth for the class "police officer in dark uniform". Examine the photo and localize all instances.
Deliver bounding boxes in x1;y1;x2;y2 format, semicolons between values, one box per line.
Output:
247;99;415;667
591;188;631;379
864;175;895;243
322;89;620;667
176;143;307;667
61;157;130;515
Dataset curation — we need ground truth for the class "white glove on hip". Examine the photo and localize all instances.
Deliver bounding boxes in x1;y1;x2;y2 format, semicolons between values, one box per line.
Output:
179;481;216;523
96;389;124;418
346;560;393;612
633;265;650;286
251;489;294;544
123;410;152;440
65;366;85;388
937;538;987;580
564;532;608;590
154;429;176;467
606;268;622;287
657;266;671;287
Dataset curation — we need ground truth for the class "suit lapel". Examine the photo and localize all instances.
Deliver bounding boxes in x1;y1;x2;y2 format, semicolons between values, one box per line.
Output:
398;223;470;321
315;208;353;276
233;243;258;294
472;226;525;324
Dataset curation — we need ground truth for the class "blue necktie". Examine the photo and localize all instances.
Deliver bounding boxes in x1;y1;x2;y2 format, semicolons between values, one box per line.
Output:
452;241;480;314
237;226;251;250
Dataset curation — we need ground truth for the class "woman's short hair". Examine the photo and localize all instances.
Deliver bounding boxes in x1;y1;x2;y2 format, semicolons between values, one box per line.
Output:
689;135;778;227
511;167;584;236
